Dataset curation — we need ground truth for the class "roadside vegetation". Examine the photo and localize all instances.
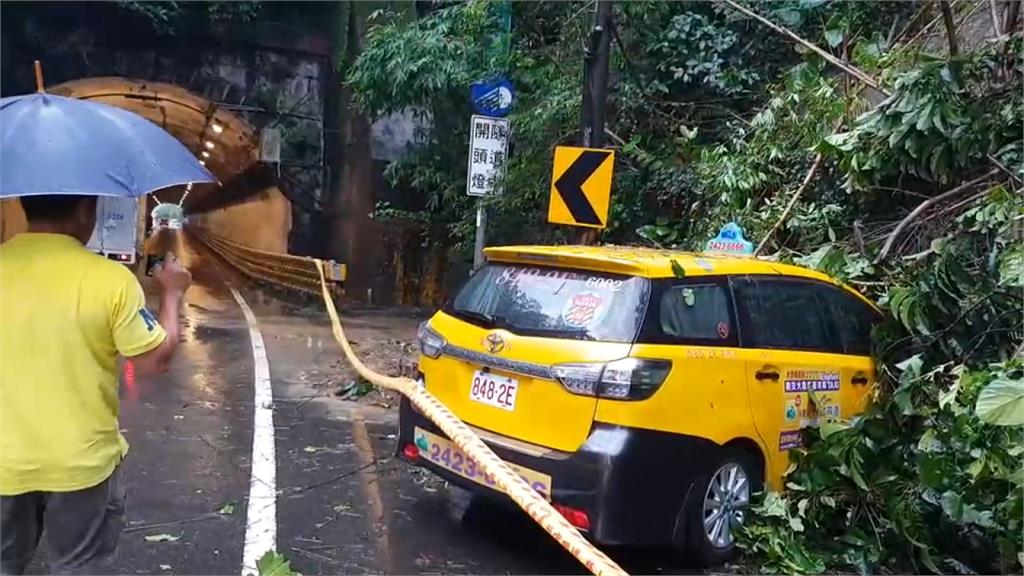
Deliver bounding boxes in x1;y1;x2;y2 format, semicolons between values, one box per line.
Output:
348;1;1023;573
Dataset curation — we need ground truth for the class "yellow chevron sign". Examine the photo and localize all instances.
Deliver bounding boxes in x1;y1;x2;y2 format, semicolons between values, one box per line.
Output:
547;146;615;229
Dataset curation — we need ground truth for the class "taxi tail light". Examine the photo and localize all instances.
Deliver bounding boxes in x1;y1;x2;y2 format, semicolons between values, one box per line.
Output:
552;358;671;401
417;322;446;359
553;504;591;531
401;443;420;460
599;358;672;400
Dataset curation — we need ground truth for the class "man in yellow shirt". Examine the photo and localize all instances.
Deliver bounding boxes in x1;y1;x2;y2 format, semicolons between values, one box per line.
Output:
0;194;191;574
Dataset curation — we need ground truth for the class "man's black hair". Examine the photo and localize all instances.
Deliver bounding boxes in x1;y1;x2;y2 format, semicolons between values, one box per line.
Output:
19;195;96;221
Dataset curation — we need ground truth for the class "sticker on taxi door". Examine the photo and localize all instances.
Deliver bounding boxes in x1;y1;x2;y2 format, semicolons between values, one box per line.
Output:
781;369;842;449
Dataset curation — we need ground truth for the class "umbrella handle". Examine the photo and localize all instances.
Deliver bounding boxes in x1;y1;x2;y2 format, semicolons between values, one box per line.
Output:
34;60;45;93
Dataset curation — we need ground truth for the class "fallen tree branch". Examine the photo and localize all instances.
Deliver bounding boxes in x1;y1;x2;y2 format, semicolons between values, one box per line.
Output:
124;513;222;533
718;0;889;95
989;0;1006;41
876;169;1000;264
892;0;936;46
928;189;992;219
281;459;382;496
1005;0;1022;35
988;153;1023;184
604;128;626;147
940;0;960;55
754;153;825;255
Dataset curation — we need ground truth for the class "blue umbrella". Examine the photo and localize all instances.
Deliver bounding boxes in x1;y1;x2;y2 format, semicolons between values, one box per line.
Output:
0;93;215;198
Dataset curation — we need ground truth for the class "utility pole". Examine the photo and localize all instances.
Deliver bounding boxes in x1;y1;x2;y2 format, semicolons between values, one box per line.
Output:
578;0;612;244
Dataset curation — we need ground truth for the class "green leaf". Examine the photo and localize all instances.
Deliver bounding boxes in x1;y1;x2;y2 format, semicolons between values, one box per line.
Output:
822;131;855;151
218;502;236;515
760;491;789;518
789;515;806;532
966;457;985;479
796;498;809;517
917;428;944;453
998;246;1024;287
933;108;948;135
820;419;850;439
941;491;963;522
915;103;934;131
975;377;1024;426
670;259;686;278
938;366;964;410
257;551;301;576
896;354;923;381
824;28;843;48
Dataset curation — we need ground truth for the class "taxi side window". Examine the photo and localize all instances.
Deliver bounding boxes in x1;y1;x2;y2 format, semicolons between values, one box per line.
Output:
823;289;878;356
639;279;738;346
732;277;842;353
661;284;732;340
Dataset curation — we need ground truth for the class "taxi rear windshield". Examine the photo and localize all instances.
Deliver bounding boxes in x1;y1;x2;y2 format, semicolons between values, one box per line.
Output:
448;264;649;342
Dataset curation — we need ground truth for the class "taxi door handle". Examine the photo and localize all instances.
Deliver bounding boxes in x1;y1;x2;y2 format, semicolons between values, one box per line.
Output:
851;374;869;385
754;370;780;382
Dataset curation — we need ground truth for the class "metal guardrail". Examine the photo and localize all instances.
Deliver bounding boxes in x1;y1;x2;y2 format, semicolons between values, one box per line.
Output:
190;228;346;296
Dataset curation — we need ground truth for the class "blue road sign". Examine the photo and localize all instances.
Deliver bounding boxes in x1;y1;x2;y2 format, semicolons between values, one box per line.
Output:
471;77;515;117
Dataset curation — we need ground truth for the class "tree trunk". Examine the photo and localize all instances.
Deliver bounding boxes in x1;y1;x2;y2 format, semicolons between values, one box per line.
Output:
328;1;380;301
939;0;959;56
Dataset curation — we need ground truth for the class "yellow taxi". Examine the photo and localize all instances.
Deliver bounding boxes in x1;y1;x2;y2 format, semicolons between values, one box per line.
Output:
397;236;880;564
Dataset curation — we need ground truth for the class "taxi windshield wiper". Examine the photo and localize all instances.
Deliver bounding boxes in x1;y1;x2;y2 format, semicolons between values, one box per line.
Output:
507;325;596;341
455;309;499;328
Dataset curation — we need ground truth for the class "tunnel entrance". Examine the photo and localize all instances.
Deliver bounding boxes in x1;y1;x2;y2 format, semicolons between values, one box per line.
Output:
0;77;292;253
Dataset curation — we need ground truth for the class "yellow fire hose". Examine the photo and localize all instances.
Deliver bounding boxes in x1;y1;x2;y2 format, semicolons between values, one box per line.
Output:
313;261;628;576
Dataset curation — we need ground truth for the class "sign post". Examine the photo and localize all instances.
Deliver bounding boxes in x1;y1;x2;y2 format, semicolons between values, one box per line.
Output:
473;202;488;270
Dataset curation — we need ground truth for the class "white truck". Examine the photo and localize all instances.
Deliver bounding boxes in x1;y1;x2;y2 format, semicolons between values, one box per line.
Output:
86;196;143;265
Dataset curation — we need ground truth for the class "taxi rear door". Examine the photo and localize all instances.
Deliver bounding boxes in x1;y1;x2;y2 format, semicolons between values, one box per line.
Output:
731;276;866;489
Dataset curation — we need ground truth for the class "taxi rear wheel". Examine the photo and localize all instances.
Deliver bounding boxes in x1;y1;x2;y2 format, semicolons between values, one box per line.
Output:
680;449;762;566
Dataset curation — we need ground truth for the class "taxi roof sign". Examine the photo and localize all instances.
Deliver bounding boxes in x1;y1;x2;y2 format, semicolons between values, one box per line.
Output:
704;222;754;255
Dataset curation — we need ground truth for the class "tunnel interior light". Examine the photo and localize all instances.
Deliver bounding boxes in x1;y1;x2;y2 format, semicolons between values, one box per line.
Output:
212;122;224;134
204;140;215;150
201;151;210;158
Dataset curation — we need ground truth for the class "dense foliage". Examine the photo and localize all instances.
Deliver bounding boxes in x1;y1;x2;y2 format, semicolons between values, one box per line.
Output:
349;1;1022;573
116;1;262;34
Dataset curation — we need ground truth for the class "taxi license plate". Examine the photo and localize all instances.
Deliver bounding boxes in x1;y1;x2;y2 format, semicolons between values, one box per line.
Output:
413;427;551;500
469;370;518;411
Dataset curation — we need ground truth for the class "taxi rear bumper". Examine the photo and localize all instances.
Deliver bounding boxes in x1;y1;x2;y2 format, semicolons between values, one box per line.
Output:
396;395;721;547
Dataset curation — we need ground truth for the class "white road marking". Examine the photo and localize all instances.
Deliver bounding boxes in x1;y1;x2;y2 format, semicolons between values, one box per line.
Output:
230;287;277;576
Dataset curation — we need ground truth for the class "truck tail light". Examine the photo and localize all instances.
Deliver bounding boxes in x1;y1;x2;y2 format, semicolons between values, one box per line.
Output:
552;358;671;401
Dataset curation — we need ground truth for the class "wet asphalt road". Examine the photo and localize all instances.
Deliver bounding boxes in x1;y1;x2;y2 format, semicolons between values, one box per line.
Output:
27;237;699;575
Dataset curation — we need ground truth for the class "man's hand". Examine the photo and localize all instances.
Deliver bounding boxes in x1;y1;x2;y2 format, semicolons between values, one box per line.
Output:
153;252;192;296
132;252;190;376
